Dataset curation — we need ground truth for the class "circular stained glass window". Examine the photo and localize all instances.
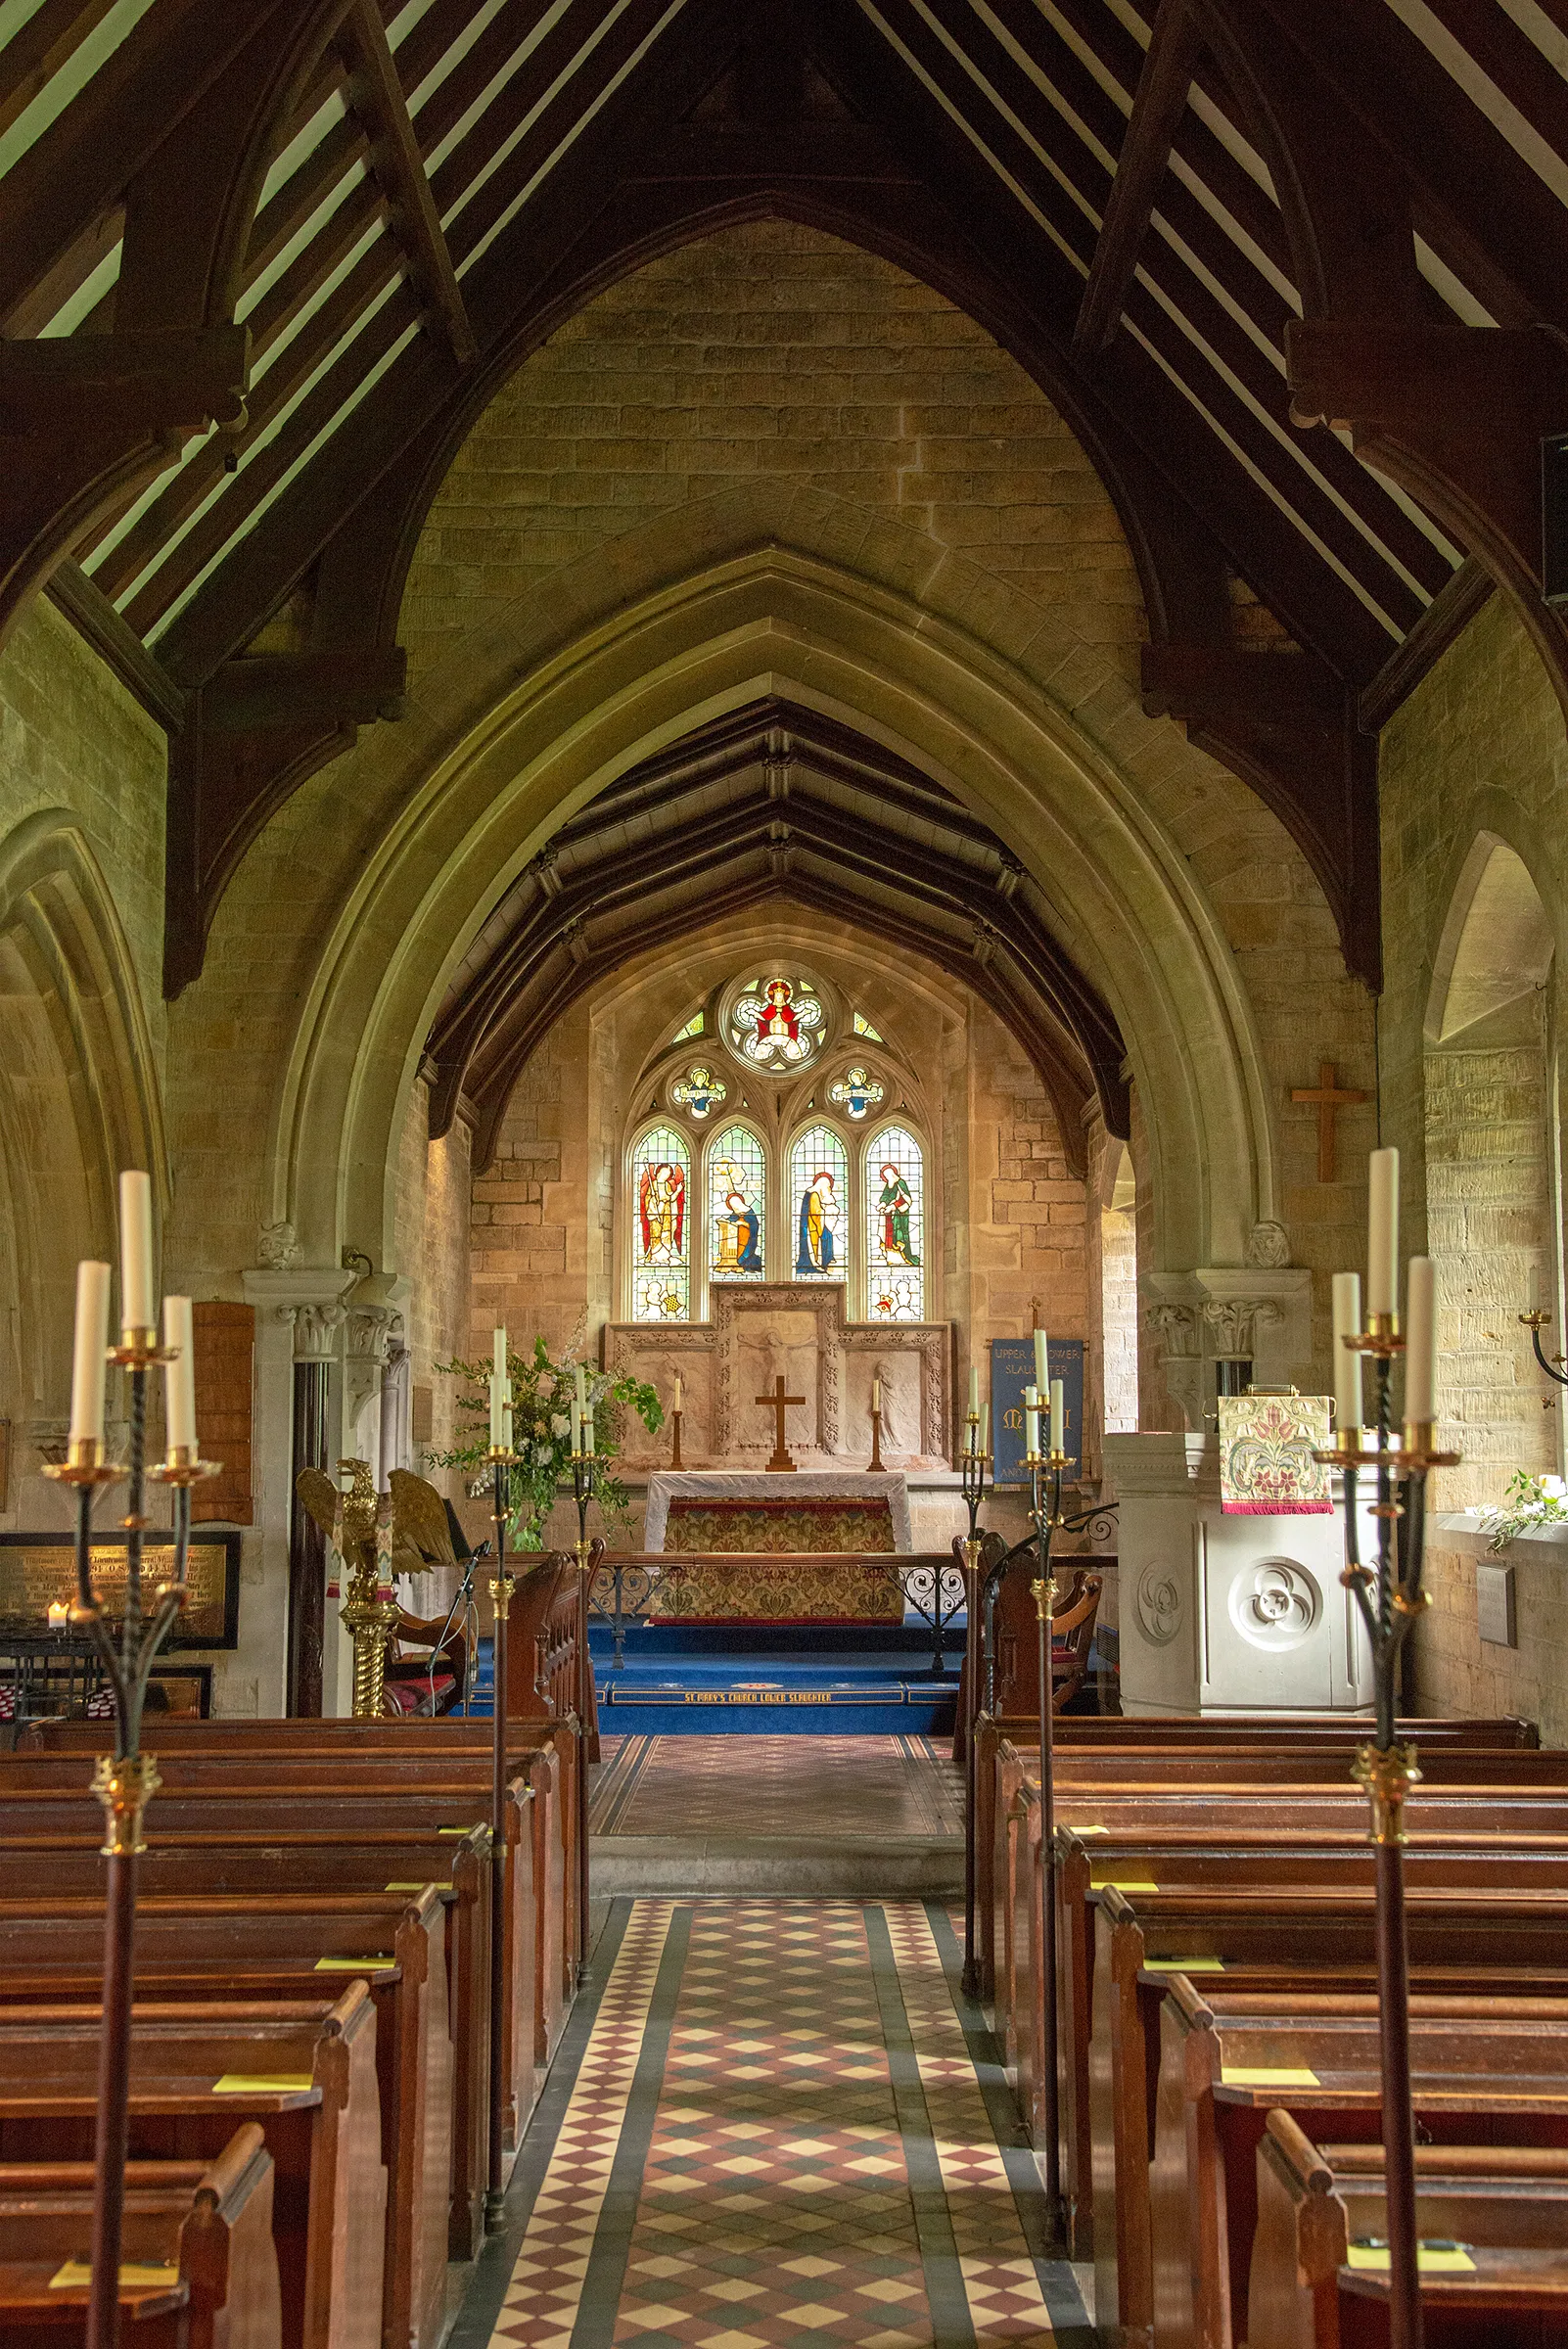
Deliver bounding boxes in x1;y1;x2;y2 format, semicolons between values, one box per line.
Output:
722;973;828;1074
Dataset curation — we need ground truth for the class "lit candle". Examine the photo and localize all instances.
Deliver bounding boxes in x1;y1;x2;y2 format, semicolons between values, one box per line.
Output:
69;1261;111;1446
47;1599;69;1632
673;1371;683;1413
162;1295;196;1452
1034;1326;1048;1393
1367;1147;1399;1319
1331;1271;1362;1436
490;1325;507;1449
872;1376;882;1415
570;1397;581;1454
1024;1382;1039;1456
118;1170;155;1333
1050;1377;1065;1457
968;1365;980;1416
1406;1255;1436;1426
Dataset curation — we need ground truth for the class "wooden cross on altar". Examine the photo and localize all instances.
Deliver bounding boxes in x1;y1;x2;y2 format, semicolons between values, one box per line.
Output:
757;1374;806;1473
1290;1058;1370;1182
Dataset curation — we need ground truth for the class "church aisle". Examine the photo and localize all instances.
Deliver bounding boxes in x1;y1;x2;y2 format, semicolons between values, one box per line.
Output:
456;1897;1088;2349
590;1736;964;1841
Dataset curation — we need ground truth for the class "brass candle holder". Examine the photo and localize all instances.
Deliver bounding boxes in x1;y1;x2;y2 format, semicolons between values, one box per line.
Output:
483;1438;517;2226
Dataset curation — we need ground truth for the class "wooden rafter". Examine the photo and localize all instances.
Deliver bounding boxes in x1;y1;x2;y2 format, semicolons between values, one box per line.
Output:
335;0;476;365
1074;0;1199;354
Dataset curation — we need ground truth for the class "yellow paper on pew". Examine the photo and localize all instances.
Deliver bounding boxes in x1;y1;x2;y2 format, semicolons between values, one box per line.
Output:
211;2074;314;2095
1091;1878;1158;1892
1144;1958;1225;1972
438;1825;484;1835
50;2262;181;2290
1221;2066;1319;2088
386;1882;451;1891
1066;1824;1108;1834
1346;2243;1476;2274
313;1956;393;1971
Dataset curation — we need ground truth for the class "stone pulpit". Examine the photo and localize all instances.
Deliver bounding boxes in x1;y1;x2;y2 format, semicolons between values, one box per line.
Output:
1103;1432;1374;1715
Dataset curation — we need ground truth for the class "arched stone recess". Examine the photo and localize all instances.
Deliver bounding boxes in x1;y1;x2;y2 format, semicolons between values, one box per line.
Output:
261;538;1281;1286
0;809;168;1504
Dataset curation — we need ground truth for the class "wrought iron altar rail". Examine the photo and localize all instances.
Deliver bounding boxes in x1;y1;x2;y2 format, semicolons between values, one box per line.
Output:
583;1549;970;1671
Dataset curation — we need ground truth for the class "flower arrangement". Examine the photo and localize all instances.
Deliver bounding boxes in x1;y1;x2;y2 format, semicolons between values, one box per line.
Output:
428;1334;663;1549
1480;1468;1568;1553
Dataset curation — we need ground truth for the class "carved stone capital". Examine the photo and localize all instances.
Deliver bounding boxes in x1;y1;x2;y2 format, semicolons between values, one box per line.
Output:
291;1300;346;1362
343;1305;397;1363
1201;1296;1284;1358
1145;1303;1198;1359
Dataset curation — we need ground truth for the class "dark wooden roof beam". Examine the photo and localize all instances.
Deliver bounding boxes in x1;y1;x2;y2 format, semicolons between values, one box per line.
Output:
1074;0;1199;354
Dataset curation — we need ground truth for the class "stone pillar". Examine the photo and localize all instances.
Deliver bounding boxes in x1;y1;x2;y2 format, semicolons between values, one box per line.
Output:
286;1298;346;1716
241;1247;352;1719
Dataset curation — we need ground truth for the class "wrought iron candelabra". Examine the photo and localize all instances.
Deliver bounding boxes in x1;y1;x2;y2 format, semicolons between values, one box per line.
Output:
1314;1319;1458;2349
484;1441;517;2227
44;1338;217;2349
571;1441;599;1983
958;1411;991;1998
1520;1302;1568;1389
1025;1432;1073;2247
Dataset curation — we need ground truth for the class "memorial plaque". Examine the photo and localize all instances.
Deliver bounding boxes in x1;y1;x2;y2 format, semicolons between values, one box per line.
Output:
0;1532;240;1648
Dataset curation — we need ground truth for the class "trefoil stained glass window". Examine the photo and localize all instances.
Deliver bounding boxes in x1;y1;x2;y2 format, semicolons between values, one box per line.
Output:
789;1125;849;1282
727;975;825;1072
866;1126;924;1320
630;1126;691;1321
709;1124;765;1280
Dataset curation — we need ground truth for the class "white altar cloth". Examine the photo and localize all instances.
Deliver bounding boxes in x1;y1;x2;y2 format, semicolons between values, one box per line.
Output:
643;1470;913;1554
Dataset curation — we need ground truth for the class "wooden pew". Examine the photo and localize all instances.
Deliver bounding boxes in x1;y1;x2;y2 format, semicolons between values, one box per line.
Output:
0;2124;281;2349
0;1821;490;2264
0;1895;441;2349
0;1991;382;2349
1088;1884;1568;2349
1252;2111;1568;2349
1151;1978;1568;2349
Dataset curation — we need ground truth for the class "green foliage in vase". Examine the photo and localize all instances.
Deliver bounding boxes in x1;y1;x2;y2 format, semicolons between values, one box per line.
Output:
428;1335;663;1549
1481;1467;1568;1553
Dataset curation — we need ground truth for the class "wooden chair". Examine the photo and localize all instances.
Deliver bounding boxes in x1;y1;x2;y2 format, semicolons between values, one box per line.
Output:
382;1605;468;1717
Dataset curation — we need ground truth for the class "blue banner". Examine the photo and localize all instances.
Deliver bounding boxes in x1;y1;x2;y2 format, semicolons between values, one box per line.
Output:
989;1337;1084;1487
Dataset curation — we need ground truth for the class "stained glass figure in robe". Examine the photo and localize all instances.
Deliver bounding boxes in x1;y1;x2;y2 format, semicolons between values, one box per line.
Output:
728;974;825;1071
669;1062;726;1121
630;1125;690;1321
866;1126;924;1319
790;1125;848;1279
710;1126;765;1278
828;1065;884;1122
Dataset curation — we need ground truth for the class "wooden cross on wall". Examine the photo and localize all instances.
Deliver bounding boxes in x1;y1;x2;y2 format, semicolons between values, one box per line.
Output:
1290;1059;1370;1182
757;1375;806;1473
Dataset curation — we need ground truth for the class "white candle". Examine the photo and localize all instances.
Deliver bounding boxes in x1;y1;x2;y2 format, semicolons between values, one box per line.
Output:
1528;1263;1542;1313
1406;1255;1436;1425
963;1412;975;1456
1034;1327;1048;1392
502;1399;514;1454
1367;1147;1399;1318
1050;1377;1065;1456
162;1295;196;1451
69;1261;111;1446
673;1371;683;1413
582;1394;594;1456
118;1170;155;1332
968;1365;980;1415
490;1325;507;1448
1024;1383;1039;1456
1331;1271;1363;1434
47;1599;69;1631
570;1397;581;1454
575;1362;587;1413
872;1376;882;1414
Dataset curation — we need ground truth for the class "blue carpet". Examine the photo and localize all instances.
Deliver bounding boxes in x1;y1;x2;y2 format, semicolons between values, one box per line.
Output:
467;1628;963;1734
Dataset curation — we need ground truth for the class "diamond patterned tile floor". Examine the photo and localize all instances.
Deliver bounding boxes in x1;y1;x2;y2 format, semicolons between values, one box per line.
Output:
589;1736;963;1840
466;1897;1086;2349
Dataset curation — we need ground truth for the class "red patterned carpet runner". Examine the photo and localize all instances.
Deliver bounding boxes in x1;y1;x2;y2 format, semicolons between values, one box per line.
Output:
481;1899;1078;2349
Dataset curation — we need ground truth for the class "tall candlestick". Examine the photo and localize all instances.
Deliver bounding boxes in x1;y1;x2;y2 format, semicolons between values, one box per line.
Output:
491;1325;507;1449
1331;1271;1363;1434
968;1365;980;1415
1034;1326;1048;1392
1367;1146;1399;1318
69;1261;111;1445
1406;1255;1436;1426
1049;1377;1064;1457
162;1295;196;1451
118;1170;155;1333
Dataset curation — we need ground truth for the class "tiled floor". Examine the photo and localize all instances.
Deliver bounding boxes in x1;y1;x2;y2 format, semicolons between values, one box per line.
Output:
458;1897;1087;2349
590;1737;965;1841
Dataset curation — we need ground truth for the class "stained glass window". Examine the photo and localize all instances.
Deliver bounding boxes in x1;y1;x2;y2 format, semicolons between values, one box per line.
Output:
629;1126;690;1322
671;1010;704;1041
866;1126;924;1321
828;1065;885;1122
853;1011;883;1040
709;1124;766;1281
669;1063;726;1121
727;974;826;1072
789;1125;849;1283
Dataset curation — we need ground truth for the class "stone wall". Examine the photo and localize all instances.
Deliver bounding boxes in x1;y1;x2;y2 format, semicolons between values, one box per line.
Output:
1412;1539;1568;1746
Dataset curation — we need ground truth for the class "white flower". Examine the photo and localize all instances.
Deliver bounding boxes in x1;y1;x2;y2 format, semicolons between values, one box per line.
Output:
551;1413;571;1439
1541;1476;1567;1500
533;1441;554;1467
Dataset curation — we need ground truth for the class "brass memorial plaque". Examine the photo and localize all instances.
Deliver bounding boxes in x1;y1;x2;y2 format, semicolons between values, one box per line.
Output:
0;1533;240;1649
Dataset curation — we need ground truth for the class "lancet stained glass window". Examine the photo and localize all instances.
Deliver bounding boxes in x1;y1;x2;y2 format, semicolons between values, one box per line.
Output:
789;1125;849;1283
709;1124;765;1281
630;1126;691;1321
866;1126;924;1320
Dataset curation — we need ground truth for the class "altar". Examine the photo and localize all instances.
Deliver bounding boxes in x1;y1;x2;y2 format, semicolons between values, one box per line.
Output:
643;1470;913;1555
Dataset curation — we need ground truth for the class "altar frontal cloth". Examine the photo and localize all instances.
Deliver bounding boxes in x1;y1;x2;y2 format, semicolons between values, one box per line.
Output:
645;1554;904;1624
644;1471;913;1554
1218;1393;1333;1513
